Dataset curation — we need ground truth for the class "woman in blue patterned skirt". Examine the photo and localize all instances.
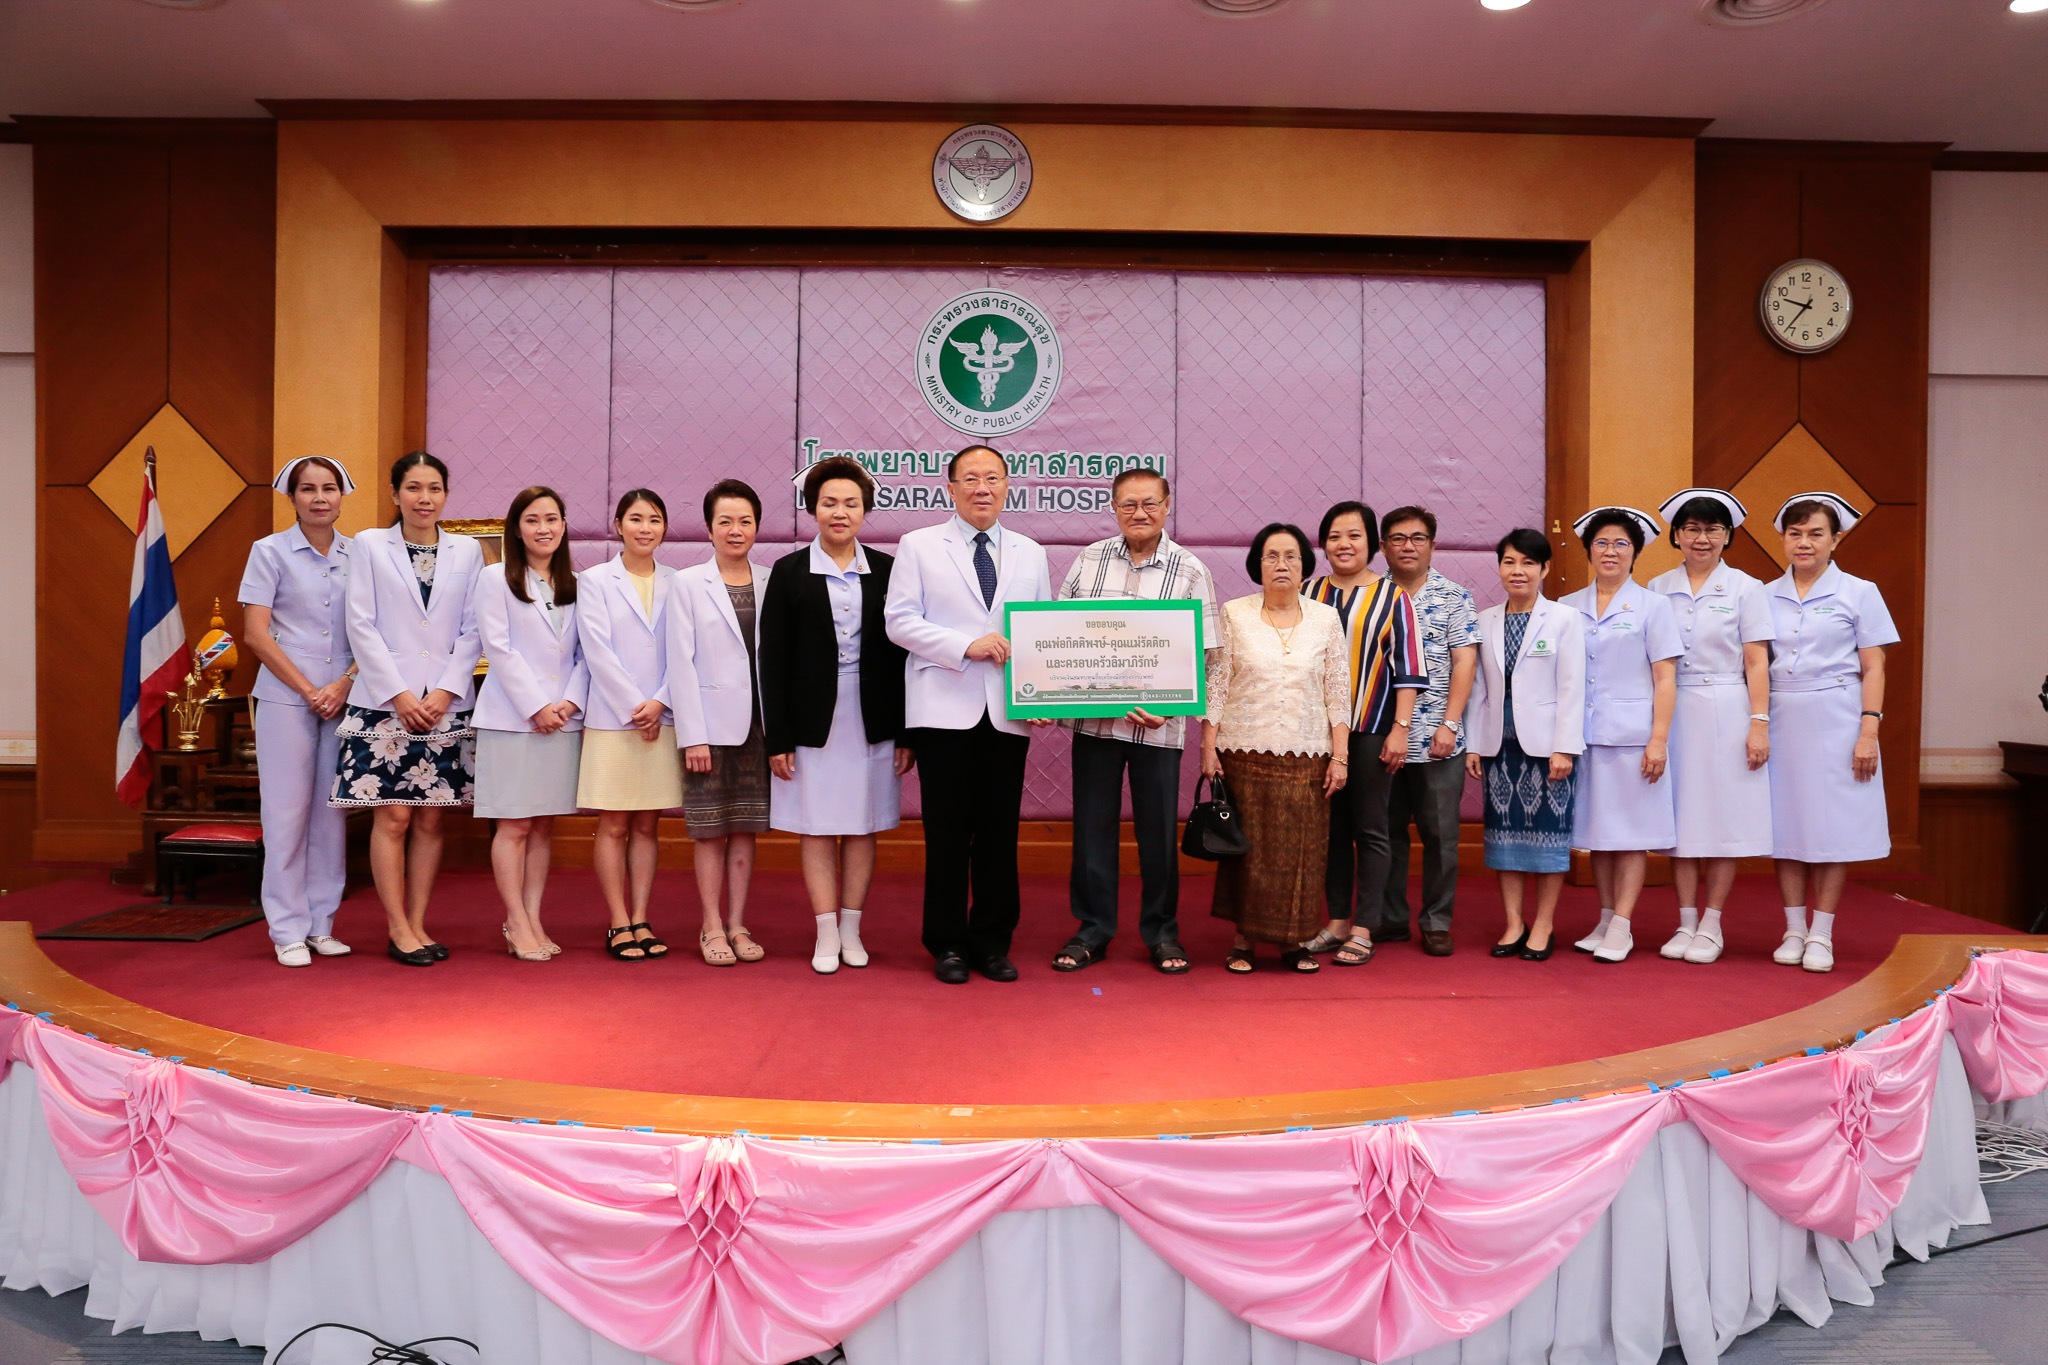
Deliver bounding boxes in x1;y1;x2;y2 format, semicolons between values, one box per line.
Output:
1464;529;1586;961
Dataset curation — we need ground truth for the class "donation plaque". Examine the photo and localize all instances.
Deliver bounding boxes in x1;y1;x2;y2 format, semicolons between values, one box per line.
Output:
1002;599;1207;720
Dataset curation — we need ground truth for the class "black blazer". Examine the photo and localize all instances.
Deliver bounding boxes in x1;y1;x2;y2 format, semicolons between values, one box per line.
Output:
759;545;908;755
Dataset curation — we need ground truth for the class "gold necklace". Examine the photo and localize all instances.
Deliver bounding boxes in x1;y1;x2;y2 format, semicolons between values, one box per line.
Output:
1261;603;1302;655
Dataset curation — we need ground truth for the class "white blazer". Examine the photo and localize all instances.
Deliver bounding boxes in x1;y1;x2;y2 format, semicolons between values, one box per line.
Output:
344;526;484;713
471;562;590;734
884;519;1053;737
664;558;766;750
577;557;676;732
1466;596;1586;759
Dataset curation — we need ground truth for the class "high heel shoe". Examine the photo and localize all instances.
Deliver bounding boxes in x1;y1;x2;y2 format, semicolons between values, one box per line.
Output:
1490;928;1530;959
502;925;550;963
387;939;436;967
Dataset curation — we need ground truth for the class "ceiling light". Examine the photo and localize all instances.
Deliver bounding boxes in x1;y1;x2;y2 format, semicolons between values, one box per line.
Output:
642;0;745;10
1189;0;1291;15
1697;0;1830;26
1481;0;1532;9
131;0;226;9
2012;0;2048;13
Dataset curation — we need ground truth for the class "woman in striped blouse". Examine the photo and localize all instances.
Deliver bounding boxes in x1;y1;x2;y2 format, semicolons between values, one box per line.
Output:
1303;501;1425;966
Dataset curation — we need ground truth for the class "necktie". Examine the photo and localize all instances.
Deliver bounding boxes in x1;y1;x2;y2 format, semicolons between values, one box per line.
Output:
972;531;997;609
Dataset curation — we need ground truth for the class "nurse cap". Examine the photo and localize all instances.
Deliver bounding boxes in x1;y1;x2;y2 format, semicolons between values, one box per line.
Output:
1656;487;1746;531
1571;506;1662;544
1772;491;1863;534
271;456;357;497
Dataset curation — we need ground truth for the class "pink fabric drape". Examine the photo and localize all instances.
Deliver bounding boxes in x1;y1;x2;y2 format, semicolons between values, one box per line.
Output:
14;1023;412;1264
1;947;2043;1365
1947;949;2048;1102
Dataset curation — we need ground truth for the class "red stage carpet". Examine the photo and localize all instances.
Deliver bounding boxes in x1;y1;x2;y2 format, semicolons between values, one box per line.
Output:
10;872;1987;1107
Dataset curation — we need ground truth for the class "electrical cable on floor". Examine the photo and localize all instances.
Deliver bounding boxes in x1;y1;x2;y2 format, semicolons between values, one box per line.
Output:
272;1322;479;1363
1977;1120;2048;1183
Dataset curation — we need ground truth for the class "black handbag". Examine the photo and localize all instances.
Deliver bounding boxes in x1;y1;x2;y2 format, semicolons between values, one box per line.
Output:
1181;773;1250;861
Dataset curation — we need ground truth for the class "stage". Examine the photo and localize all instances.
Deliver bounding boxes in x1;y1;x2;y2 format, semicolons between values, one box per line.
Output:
11;873;1995;1112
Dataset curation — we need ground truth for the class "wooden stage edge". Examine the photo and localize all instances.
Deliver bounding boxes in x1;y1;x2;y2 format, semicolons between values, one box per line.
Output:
0;924;2039;1142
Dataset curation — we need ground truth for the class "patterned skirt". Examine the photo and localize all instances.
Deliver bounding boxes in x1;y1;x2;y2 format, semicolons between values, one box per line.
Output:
1210;749;1331;946
684;718;771;838
1482;735;1576;873
329;705;476;808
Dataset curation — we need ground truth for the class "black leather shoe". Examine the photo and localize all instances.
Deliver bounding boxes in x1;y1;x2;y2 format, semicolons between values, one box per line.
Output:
933;953;971;984
1489;928;1530;959
1520;931;1555;962
422;941;450;961
975;954;1019;982
1374;926;1413;945
387;939;436;967
1420;930;1454;957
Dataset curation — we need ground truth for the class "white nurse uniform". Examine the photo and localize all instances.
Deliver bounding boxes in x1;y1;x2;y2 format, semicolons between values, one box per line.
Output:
1646;562;1776;858
1562;579;1683;851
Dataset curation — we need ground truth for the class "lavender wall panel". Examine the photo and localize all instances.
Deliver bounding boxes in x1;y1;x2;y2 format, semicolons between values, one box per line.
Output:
1361;277;1547;552
1174;274;1364;546
611;268;801;544
427;267;614;535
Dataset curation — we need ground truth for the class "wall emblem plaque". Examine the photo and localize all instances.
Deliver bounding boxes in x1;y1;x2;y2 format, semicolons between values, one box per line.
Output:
933;124;1032;223
915;290;1063;436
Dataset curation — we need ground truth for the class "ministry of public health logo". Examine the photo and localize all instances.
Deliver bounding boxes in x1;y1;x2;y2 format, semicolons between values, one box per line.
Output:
932;124;1032;223
915;290;1063;437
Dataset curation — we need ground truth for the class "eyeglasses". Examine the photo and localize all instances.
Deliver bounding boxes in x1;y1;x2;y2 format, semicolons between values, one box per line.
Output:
952;475;1005;490
1677;525;1728;540
1588;537;1636;552
1382;533;1432;547
1261;551;1303;565
1114;499;1166;515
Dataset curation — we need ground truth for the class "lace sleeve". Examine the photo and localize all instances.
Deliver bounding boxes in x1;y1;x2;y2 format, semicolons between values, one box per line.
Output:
1205;607;1232;724
1320;614;1351;734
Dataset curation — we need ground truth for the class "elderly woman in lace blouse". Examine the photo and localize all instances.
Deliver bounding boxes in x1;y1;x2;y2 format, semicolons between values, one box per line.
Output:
1198;523;1353;974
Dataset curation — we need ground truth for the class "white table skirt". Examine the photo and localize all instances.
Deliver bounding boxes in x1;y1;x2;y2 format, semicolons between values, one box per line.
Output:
0;1037;2006;1365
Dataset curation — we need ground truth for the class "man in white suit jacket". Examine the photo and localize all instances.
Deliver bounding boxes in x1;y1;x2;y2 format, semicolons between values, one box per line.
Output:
885;445;1053;983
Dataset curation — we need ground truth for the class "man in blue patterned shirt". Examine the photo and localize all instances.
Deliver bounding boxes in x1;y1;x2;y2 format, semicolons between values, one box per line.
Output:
1377;507;1480;956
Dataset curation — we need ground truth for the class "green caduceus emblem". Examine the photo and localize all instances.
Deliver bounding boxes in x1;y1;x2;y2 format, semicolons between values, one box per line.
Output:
940;315;1036;411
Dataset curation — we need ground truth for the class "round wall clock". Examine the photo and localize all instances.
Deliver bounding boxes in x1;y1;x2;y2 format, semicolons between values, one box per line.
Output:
1759;258;1852;353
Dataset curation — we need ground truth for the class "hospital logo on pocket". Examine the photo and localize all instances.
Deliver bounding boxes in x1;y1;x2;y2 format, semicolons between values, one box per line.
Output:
916;290;1064;436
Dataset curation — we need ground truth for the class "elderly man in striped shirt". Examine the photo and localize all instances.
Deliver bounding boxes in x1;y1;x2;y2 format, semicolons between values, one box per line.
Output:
1050;469;1221;976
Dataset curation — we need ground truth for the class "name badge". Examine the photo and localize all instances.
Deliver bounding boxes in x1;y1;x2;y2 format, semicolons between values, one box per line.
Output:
1610;619;1638;633
1705;602;1734;615
1529;637;1554;657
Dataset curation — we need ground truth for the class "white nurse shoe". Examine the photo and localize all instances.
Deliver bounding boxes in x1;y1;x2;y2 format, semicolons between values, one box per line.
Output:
307;935;352;957
1592;919;1633;964
1800;937;1835;973
1682;931;1724;965
274;942;312;968
1659;928;1695;960
1772;932;1808;966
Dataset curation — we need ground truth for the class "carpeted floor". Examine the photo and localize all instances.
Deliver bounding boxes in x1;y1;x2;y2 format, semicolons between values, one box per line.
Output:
6;871;1991;1107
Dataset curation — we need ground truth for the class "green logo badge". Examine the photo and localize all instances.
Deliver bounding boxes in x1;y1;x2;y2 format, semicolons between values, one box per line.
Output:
916;291;1063;436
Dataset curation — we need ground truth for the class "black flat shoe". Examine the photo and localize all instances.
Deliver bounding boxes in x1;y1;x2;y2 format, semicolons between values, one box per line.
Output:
387;939;436;967
934;952;971;984
975;954;1019;983
1520;932;1555;962
422;942;449;961
1490;929;1530;959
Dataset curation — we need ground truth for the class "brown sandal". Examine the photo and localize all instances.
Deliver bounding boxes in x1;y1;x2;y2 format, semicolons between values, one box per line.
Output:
699;929;737;966
1332;935;1375;966
727;926;765;962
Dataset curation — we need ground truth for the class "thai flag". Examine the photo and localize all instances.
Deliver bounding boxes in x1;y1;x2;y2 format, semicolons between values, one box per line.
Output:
115;447;185;807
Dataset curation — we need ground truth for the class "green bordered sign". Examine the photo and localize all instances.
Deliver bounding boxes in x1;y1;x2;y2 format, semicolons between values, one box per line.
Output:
1002;599;1207;720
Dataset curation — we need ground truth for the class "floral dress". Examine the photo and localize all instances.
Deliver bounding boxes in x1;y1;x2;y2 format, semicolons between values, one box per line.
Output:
329;541;477;809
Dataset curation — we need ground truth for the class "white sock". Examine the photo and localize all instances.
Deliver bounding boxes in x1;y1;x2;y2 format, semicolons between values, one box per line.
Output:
1785;905;1809;936
1677;906;1699;934
838;908;865;961
1809;911;1834;942
813;914;841;960
1696;908;1723;943
1602;917;1633;948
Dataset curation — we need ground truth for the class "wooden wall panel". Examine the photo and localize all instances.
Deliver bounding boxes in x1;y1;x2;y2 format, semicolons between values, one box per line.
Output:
168;135;278;485
33;143;168;487
1693;155;1800;490
1919;781;2024;928
1797;164;1931;506
1694;141;1935;872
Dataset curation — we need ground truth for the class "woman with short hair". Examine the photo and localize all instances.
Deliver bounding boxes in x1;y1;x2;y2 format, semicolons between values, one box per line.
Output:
1561;507;1682;964
1464;528;1585;962
473;485;587;963
1646;488;1776;965
577;489;682;962
336;450;484;967
666;478;773;966
1199;523;1351;974
761;457;912;974
239;456;358;968
1765;493;1898;974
